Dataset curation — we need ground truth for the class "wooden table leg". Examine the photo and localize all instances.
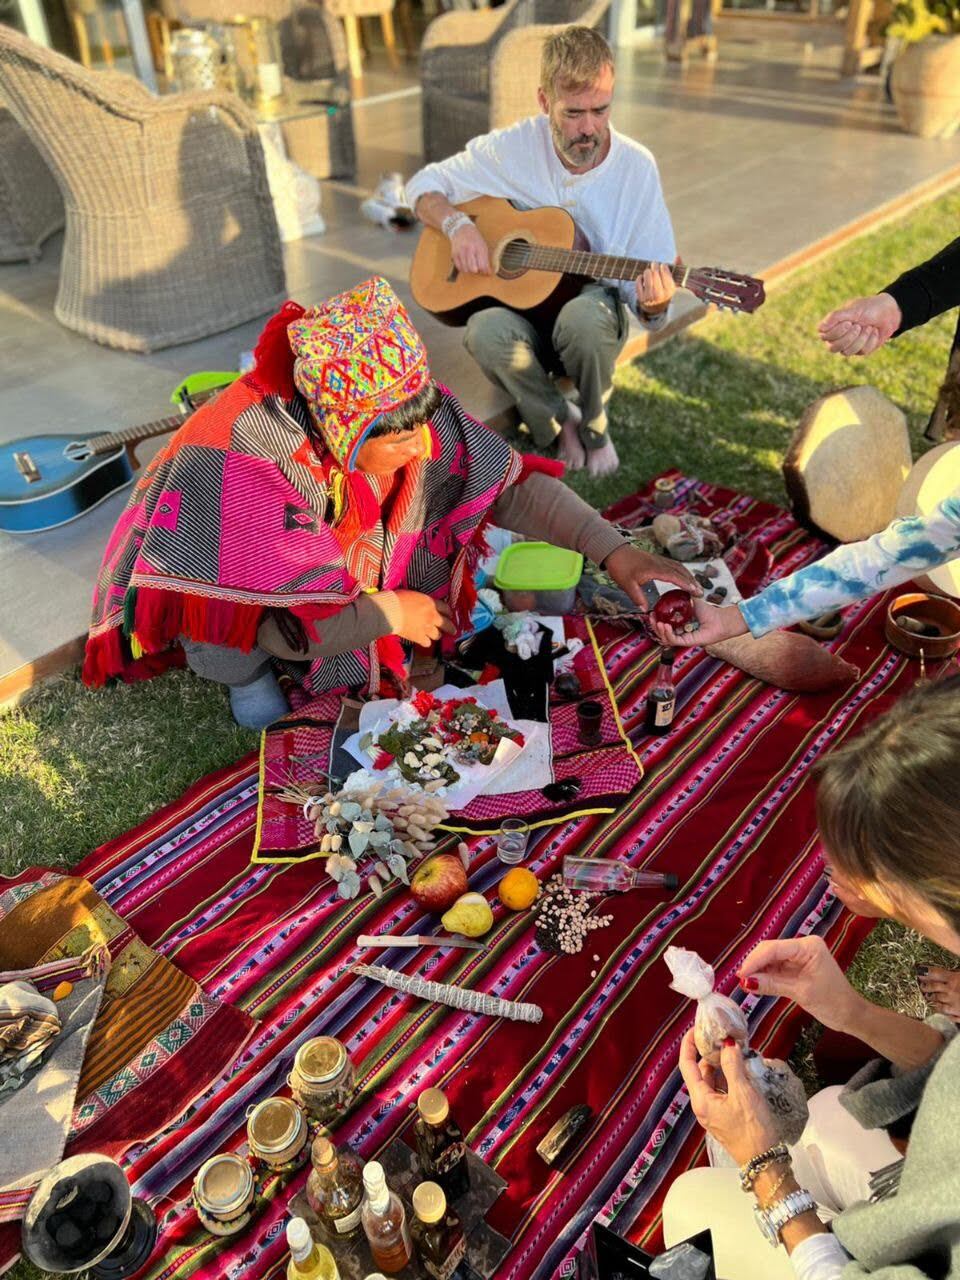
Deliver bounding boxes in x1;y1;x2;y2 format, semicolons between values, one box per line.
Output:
343;12;363;80
380;9;400;68
842;0;873;75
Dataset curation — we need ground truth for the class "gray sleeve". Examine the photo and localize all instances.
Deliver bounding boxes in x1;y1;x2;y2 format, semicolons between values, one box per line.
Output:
491;473;628;567
840;1016;956;1129
257;593;403;661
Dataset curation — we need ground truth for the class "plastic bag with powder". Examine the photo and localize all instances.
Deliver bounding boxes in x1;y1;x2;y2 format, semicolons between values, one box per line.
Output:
665;945;809;1145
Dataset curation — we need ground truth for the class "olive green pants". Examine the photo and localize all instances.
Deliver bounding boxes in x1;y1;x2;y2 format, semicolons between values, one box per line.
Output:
463;282;627;451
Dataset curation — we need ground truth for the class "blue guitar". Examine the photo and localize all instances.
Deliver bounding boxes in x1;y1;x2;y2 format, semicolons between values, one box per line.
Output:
0;378;232;534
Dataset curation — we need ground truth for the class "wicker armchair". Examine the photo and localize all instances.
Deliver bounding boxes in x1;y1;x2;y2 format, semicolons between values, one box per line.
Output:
420;0;610;162
0;26;285;352
159;0;356;177
0;105;64;263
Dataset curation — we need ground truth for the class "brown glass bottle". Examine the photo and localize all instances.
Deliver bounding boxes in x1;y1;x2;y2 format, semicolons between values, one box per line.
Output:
410;1182;466;1280
644;649;676;736
414;1088;470;1201
306;1136;364;1243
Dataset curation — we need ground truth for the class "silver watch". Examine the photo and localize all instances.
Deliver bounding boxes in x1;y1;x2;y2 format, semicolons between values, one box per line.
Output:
754;1190;817;1247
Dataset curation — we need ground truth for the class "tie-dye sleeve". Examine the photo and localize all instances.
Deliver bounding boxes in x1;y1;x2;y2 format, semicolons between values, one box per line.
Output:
739;498;960;638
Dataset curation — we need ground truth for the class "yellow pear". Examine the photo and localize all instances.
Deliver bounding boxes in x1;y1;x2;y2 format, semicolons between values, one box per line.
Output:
441;892;494;938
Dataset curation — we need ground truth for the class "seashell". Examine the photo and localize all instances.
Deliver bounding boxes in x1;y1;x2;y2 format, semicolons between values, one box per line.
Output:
369;874;384;898
407;824;428;840
402;841;420;859
328;801;341;817
320;833;333;853
424;780;445;793
329;834;343;852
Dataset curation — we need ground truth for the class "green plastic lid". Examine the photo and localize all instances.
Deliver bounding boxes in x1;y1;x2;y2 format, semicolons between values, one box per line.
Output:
494;542;584;592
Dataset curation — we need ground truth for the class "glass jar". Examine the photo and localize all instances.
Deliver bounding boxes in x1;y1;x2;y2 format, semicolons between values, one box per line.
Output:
193;1153;255;1236
246;1096;309;1171
170;27;225;94
288;1036;355;1124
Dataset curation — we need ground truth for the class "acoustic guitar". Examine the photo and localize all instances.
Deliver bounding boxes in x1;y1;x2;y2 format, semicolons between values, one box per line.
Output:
0;383;228;534
409;197;765;327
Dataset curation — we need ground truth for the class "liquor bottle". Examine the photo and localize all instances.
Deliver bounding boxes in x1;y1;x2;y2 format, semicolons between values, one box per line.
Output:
410;1182;467;1280
414;1088;470;1200
644;649;677;735
360;1161;412;1274
286;1218;339;1280
306;1136;364;1242
562;856;678;896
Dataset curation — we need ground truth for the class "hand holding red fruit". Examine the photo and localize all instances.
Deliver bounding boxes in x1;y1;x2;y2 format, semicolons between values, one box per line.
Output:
603;544;701;609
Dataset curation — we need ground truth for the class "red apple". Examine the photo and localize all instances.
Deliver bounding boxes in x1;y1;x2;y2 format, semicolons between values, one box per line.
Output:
410;854;469;913
653;589;697;630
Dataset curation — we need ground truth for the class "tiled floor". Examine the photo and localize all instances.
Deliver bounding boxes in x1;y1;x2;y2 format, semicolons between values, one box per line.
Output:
1;37;958;684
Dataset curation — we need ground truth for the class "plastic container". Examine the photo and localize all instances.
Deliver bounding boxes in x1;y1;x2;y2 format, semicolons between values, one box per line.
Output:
494;542;583;614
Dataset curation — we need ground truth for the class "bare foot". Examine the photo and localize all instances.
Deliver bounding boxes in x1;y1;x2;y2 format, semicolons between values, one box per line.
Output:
558;401;585;471
917;966;960;1021
586;436;619;477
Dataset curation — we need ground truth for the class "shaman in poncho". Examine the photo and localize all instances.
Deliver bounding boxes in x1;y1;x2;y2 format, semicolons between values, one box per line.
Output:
83;277;559;696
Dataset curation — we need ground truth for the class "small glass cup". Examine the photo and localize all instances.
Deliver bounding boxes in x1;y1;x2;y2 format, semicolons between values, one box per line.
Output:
497;817;529;865
577;700;603;745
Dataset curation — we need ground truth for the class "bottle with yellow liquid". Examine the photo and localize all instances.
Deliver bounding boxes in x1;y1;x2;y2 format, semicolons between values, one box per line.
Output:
286;1217;339;1280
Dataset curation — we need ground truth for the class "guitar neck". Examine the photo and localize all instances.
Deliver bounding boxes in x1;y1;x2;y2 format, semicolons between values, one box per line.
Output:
518;243;685;287
88;385;226;457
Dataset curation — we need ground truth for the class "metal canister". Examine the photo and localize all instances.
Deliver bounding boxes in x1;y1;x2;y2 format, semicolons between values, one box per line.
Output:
246;1096;309;1171
170;27;225;94
192;1153;255;1236
288;1036;355;1123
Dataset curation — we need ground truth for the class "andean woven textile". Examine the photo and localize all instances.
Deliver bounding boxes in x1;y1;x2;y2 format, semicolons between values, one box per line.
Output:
0;873;253;1249
82;371;531;697
255;616;645;855
289;276;432;471
17;475;924;1279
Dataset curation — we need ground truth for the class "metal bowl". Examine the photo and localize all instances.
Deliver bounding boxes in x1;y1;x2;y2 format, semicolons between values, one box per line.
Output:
22;1154;131;1273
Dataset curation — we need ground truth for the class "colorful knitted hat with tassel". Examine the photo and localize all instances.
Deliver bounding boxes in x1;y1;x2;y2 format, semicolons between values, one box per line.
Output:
288;276;431;472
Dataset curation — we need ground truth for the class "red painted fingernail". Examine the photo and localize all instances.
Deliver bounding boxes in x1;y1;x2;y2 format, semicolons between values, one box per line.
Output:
723;1037;736;1047
741;977;759;991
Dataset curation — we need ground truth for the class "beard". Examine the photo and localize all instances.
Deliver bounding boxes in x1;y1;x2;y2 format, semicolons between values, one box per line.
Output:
551;120;603;167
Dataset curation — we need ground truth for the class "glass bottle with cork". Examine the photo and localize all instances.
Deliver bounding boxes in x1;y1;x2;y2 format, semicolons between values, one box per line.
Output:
410;1182;467;1280
306;1135;364;1242
644;648;677;735
360;1161;412;1274
286;1217;339;1280
414;1088;470;1200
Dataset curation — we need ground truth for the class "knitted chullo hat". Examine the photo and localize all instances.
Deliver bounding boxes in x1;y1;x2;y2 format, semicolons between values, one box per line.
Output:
288;276;431;472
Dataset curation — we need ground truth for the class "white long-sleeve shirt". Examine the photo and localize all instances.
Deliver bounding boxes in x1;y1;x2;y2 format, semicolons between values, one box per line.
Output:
405;114;676;323
791;1233;850;1280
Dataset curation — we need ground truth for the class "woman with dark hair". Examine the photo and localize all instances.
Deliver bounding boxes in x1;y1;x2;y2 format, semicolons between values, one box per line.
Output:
83;277;694;726
662;676;960;1279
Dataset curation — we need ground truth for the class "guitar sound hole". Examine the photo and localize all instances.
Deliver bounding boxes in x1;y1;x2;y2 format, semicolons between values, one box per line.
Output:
64;441;93;462
497;238;532;281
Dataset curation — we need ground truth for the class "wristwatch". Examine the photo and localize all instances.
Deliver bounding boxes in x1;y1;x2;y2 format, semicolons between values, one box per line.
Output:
754;1190;818;1246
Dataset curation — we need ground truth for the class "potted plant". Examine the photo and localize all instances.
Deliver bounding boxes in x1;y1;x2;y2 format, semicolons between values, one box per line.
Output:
886;0;960;137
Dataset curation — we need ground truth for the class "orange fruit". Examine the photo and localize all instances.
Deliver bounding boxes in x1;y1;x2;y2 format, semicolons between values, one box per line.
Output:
499;867;540;911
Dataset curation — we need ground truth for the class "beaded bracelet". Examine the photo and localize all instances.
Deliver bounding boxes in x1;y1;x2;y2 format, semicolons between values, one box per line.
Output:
739;1143;790;1192
441;212;473;240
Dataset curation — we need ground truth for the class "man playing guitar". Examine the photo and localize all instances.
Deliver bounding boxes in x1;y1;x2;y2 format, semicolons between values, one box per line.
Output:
406;25;677;478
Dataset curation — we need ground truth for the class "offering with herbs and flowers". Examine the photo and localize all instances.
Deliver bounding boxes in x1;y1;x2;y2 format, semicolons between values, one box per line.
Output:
367;691;526;791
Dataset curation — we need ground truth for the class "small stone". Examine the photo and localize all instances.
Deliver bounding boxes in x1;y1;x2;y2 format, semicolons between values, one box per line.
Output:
591;970;597;979
592;954;599;961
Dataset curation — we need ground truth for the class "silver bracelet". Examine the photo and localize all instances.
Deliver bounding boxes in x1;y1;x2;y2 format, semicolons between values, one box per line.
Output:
441;211;472;240
753;1189;818;1247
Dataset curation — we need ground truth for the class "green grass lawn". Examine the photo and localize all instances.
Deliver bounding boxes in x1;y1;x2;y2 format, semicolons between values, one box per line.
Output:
1;186;958;1280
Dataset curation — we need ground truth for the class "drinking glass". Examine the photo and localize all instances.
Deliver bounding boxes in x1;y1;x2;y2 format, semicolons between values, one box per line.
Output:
496;818;529;865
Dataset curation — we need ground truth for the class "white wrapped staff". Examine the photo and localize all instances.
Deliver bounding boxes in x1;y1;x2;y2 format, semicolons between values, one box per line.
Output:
350;963;542;1024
